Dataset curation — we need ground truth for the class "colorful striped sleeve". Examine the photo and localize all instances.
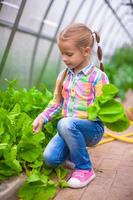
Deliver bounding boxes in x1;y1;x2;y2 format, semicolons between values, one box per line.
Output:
41;71;64;123
94;71;109;97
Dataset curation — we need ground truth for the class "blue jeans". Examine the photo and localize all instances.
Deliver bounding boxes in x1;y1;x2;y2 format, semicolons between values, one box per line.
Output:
43;117;104;170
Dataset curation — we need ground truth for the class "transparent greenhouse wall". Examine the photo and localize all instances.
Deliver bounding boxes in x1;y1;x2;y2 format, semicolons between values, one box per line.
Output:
0;0;132;90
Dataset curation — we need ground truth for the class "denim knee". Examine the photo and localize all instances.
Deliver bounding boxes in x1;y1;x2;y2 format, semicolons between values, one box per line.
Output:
43;149;58;167
57;117;75;137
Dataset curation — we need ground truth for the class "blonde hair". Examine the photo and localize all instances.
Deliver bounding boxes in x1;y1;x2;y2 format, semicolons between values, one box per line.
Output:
56;23;104;102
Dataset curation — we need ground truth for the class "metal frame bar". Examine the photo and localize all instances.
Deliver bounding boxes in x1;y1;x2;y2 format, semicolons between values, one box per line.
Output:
87;1;106;26
29;0;54;87
96;5;109;33
104;0;133;42
104;10;133;55
101;2;124;53
0;0;27;76
56;0;87;76
0;1;19;9
84;0;97;24
36;0;70;86
0;19;56;42
110;18;133;55
70;0;87;22
0;0;3;10
99;2;121;35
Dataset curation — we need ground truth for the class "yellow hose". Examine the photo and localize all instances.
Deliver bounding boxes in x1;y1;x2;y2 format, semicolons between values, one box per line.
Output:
99;132;133;145
97;121;133;145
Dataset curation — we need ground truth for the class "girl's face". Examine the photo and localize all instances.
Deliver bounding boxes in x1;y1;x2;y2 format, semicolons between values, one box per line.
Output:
58;39;90;72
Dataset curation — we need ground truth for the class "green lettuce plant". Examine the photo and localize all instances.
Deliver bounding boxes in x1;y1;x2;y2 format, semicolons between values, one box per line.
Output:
88;84;130;132
0;80;67;200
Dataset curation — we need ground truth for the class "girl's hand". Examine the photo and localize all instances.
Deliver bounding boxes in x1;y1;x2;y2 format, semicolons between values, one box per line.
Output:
32;114;45;133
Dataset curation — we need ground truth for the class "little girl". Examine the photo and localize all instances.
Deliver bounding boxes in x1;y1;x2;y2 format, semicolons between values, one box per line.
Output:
32;23;109;188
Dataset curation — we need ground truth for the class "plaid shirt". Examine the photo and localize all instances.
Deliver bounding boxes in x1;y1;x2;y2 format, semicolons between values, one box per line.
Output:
42;64;109;123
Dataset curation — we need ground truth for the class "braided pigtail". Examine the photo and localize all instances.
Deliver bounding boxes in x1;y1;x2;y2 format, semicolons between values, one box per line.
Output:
92;31;104;72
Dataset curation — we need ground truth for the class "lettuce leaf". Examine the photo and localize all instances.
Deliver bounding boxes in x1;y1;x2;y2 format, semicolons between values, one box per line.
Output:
88;84;130;132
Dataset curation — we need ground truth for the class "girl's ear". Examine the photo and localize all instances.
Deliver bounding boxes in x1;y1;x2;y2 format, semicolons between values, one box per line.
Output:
82;47;91;56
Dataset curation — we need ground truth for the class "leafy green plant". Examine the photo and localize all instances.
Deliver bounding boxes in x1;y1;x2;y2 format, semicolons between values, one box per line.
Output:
0;80;68;200
105;47;133;99
88;84;130;132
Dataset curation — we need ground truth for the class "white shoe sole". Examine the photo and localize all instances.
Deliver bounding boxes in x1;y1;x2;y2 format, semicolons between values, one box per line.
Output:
67;174;96;188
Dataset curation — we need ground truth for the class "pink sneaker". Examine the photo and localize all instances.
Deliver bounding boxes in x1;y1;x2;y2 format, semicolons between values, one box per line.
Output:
67;169;96;188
